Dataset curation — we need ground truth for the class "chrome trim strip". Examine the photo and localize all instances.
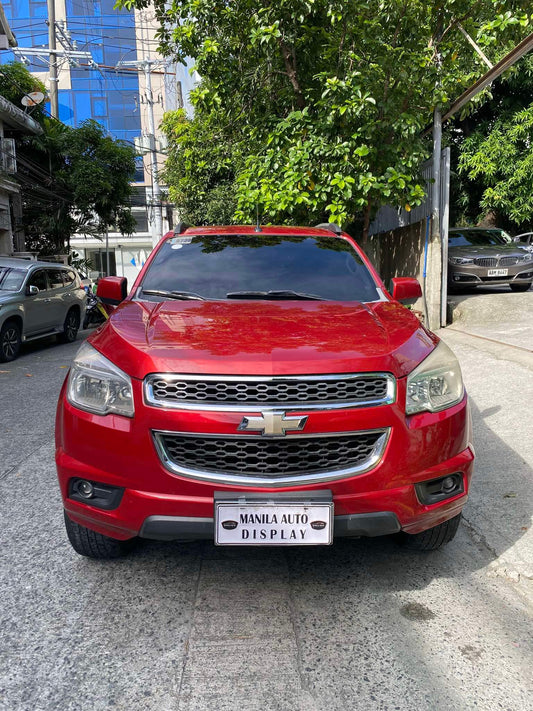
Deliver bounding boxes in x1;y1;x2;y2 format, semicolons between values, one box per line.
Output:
144;372;396;412
153;427;387;441
152;428;390;488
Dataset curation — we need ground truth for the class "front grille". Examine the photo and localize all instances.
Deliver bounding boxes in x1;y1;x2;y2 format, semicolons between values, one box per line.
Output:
474;257;497;268
153;429;389;486
145;373;394;411
498;256;519;266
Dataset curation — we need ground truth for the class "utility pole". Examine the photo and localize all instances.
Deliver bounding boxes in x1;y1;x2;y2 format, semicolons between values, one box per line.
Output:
429;106;442;331
143;61;163;247
46;0;58;118
116;58;165;248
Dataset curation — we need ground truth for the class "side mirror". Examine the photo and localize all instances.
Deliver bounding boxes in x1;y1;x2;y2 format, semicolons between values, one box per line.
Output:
391;277;422;306
27;285;39;296
97;276;128;305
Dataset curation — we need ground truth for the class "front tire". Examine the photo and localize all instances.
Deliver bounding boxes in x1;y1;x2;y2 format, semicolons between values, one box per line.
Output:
398;513;462;551
0;320;21;362
509;282;531;293
64;511;136;559
58;308;80;343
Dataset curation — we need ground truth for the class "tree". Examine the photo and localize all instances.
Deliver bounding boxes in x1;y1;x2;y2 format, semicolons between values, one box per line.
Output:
121;0;530;236
18;119;137;254
0;61;47;122
160;109;242;225
449;56;533;232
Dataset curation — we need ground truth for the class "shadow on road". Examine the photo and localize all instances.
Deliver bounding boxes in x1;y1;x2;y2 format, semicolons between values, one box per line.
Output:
15;328;92;360
2;391;531;709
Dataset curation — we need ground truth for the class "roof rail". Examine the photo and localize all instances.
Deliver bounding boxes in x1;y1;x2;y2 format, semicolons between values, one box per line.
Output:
314;222;342;235
174;221;191;235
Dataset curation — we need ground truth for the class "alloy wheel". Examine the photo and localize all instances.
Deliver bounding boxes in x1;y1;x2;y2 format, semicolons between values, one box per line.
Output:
66;312;78;341
2;327;19;359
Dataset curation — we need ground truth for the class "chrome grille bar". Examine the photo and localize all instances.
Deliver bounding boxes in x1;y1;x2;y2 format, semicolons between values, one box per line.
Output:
144;373;396;412
152;428;390;487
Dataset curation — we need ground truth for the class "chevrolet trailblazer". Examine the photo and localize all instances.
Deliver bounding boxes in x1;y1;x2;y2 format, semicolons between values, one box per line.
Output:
55;224;473;558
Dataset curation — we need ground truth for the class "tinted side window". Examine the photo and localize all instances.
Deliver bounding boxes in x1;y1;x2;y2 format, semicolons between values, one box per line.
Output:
28;270;48;291
1;268;26;291
63;269;77;287
47;269;65;290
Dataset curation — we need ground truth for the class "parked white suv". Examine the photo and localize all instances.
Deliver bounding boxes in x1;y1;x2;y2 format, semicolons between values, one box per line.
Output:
0;258;87;362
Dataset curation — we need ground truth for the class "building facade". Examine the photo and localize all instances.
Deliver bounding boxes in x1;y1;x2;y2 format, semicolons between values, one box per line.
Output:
0;4;44;256
3;0;195;284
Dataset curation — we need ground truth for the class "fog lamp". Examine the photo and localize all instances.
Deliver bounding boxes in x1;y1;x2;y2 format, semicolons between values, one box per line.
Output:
76;480;94;499
441;476;456;493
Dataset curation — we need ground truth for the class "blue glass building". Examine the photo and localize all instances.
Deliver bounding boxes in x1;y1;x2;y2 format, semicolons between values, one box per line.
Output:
3;0;142;152
2;1;194;277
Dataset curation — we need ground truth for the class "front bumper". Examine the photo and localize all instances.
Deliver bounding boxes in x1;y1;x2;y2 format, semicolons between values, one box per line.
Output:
138;511;403;540
448;263;533;286
56;379;474;543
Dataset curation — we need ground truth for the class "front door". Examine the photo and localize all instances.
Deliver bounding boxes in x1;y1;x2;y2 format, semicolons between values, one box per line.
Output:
45;267;69;329
24;269;54;335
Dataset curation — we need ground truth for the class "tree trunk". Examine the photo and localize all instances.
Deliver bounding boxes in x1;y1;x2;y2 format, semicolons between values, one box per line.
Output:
361;198;372;245
278;39;305;109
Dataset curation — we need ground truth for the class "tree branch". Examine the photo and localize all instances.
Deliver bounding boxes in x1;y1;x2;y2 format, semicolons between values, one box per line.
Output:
277;38;305;109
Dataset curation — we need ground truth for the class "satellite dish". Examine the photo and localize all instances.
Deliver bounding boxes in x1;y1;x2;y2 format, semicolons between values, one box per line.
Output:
21;91;45;107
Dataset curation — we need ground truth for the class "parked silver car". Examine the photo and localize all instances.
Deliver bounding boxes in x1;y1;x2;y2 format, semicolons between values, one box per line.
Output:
448;228;533;292
0;258;86;362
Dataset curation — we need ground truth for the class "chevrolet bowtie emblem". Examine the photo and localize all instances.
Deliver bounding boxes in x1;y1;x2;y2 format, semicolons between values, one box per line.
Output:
238;411;308;437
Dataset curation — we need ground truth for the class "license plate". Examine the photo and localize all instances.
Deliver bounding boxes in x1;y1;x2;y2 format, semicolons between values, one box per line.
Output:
215;501;333;546
488;268;508;276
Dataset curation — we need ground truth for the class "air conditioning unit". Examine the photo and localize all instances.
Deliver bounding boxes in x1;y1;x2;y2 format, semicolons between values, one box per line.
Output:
133;134;155;156
0;138;17;174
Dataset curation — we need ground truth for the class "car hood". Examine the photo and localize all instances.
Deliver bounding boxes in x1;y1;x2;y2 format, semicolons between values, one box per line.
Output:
88;299;437;381
448;244;530;258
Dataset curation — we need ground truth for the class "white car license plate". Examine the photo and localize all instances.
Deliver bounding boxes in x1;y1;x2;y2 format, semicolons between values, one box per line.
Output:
488;268;508;277
215;502;333;546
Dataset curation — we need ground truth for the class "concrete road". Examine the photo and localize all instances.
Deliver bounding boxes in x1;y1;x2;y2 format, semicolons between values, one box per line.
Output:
0;328;531;711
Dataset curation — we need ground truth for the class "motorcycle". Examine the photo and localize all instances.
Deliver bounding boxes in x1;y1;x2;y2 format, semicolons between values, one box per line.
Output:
82;289;108;329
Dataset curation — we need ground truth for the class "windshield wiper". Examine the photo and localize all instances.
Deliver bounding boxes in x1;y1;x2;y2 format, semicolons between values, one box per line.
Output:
226;290;324;301
141;289;206;301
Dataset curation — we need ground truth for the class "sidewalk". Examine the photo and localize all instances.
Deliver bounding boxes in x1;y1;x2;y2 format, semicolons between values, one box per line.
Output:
448;288;533;350
438;291;533;595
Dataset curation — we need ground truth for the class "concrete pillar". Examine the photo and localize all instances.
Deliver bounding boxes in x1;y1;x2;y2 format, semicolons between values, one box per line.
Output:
425;217;443;330
427;107;443;331
11;192;25;252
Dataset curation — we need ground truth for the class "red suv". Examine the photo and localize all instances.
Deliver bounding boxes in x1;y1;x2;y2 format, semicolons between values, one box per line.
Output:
55;224;474;558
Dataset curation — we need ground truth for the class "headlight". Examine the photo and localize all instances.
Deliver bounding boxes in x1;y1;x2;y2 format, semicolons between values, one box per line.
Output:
449;256;473;265
67;342;134;417
406;341;464;415
518;254;532;263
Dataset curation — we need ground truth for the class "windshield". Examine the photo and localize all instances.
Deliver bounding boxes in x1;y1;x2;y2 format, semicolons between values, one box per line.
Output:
139;235;380;302
449;230;512;247
0;267;25;292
